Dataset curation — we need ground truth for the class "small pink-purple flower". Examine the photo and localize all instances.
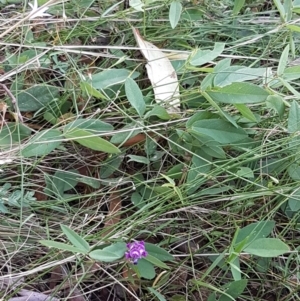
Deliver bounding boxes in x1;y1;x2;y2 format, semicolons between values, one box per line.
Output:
125;241;147;264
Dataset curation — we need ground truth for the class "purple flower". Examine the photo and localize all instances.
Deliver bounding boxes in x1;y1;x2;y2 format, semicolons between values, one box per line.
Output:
125;241;148;264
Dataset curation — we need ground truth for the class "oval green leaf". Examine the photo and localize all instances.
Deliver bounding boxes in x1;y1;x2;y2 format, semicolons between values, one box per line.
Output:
64;118;114;133
89;242;126;262
277;44;289;76
190;43;225;66
40;240;86;254
16;85;60;112
127;155;150;164
125;77;146;117
144;105;171;120
169;1;182;29
145;243;174;261
219;279;247;301
144;254;170;269
53;169;79;194
80;82;107;100
243;238;290;257
147;288;166;301
136;258;156;279
191;119;248;144
63;128;120;154
61;224;90;252
90;69;139;90
214;66;266;87
0;123;31;146
235;221;275;245
21;129;62;157
207;82;269;104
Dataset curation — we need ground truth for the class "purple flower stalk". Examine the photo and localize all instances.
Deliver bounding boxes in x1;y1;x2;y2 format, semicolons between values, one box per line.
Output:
125;241;148;264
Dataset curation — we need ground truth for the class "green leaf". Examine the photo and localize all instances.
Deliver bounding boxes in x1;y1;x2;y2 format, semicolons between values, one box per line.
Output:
145;243;174;261
89;250;124;262
63;128;120;154
144;254;170;269
283;66;300;81
219;279;247;301
125;78;146;117
89;242;126;262
286;24;300;32
232;0;245;15
201;72;215;90
273;0;286;21
64;118;113;133
0;203;9;214
60;224;90;253
278;44;289;76
187;151;212;194
166;163;184;180
191;119;248;144
255;257;271;273
207;83;269;104
214;58;232;72
110;122;141;145
288;100;300;133
195;186;233;197
244;238;290;257
236;167;254;178
147;288;166;301
16;85;60;112
201;92;238;127
44;112;57;124
100;155;123;179
186;111;218;128
288;164;300;180
144;105;171;120
235;221;275;246
169;1;182;29
131;191;147;209
214;66;267;87
129;0;144;11
90;69;139;90
51;169;79;197
40;240;86;253
127;155;150;164
234;104;257;122
190;43;225;66
266;95;285;118
229;257;241;281
283;0;293;21
0;123;31;146
76;177;100;189
21;129;62;157
136;258;156;279
288;188;300;211
80;82;107;100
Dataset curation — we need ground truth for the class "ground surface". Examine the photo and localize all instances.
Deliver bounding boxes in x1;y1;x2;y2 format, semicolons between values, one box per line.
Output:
1;0;300;300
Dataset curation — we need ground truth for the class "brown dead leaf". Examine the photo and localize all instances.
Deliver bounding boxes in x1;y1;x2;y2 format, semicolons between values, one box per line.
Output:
48;265;65;290
101;188;122;237
32;173;48;201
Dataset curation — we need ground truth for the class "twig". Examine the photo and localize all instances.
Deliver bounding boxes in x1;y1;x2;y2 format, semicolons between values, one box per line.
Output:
0;84;23;123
